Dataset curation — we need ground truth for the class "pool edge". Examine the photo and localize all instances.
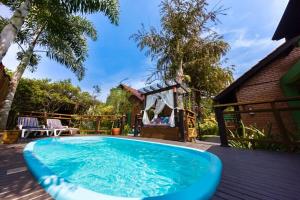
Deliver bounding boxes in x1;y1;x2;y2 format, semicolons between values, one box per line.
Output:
23;136;222;200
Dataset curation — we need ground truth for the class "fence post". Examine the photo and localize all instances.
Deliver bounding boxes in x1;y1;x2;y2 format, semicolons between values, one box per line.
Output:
95;116;100;134
215;107;229;147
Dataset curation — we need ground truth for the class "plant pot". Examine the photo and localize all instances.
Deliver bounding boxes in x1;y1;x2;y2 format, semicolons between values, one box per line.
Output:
111;128;121;135
1;130;20;144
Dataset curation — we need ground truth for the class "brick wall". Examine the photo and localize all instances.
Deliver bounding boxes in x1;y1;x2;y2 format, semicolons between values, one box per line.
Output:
236;47;300;136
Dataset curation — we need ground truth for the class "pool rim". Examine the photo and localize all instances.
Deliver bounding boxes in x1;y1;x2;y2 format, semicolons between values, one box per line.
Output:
23;136;222;200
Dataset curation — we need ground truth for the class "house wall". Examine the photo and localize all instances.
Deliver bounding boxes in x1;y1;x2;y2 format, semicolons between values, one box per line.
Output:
128;96;143;127
235;47;300;136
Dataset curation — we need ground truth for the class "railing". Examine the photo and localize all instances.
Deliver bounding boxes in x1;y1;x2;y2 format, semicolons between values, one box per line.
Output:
214;96;300;149
17;111;126;134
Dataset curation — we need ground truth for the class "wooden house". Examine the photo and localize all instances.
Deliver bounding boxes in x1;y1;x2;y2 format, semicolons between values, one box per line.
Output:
118;84;144;127
214;0;300;145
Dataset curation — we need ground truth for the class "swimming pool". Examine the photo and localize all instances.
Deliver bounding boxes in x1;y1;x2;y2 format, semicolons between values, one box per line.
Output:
24;137;222;200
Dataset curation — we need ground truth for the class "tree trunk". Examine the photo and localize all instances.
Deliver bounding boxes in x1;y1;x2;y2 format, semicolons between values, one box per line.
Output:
176;58;184;84
0;0;31;63
0;47;33;129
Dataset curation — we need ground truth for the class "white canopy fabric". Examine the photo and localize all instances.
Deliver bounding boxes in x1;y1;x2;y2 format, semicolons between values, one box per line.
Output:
142;94;158;125
153;98;166;120
142;89;176;127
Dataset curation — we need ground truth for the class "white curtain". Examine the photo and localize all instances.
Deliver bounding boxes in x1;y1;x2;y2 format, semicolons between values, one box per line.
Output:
142;94;157;125
160;89;175;127
142;89;176;127
152;99;166;120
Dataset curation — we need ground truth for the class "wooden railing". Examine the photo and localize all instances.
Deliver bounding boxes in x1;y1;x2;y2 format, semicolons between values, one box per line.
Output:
18;111;126;134
214;96;300;148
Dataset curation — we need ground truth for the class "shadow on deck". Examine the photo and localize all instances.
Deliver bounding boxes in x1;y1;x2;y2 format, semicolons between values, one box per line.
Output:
0;136;299;200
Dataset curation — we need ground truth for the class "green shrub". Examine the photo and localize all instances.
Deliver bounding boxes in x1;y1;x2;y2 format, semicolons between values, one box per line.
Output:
199;116;218;135
123;124;131;135
228;122;288;151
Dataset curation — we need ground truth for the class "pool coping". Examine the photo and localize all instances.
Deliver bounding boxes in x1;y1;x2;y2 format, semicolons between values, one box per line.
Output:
23;136;222;200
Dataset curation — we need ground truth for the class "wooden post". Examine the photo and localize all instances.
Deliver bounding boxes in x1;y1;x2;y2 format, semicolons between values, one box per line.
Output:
173;87;178;126
215;107;229;147
95;116;100;134
120;115;125;135
178;109;185;142
134;114;138;136
270;102;292;145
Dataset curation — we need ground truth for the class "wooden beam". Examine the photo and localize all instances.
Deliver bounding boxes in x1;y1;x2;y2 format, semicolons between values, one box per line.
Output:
150;86;156;91
215;107;229;147
214;96;300;108
157;83;163;89
178;110;185;142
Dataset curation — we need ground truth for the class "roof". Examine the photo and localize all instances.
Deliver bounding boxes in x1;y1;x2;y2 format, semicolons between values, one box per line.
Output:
119;84;144;101
138;80;190;95
273;0;300;41
214;36;300;104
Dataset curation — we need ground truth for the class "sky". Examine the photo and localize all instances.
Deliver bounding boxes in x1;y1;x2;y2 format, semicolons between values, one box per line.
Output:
1;0;289;101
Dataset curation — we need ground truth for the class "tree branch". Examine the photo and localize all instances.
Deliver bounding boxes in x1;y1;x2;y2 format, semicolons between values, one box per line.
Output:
16;41;25;53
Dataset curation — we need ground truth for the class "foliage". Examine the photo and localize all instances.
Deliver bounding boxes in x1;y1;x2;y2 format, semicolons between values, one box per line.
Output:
6;78;97;128
227;121;287;151
123;124;132;135
132;0;233;99
1;0;119;25
199;115;218;135
87;103;114;115
106;87;133;115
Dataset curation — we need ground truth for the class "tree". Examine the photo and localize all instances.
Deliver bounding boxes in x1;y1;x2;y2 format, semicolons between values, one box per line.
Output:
0;5;100;129
7;78;96;128
106;87;132;115
132;0;233;101
0;0;119;63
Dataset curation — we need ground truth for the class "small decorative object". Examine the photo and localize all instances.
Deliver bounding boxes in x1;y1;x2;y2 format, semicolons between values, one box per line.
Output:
1;130;20;144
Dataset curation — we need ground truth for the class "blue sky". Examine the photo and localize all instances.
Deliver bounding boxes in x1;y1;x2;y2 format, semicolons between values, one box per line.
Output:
1;0;288;101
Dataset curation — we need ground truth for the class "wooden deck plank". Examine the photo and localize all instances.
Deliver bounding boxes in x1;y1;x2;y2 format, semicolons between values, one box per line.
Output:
0;136;299;200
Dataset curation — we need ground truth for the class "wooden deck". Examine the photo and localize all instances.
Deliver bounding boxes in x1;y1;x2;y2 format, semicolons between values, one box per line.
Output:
1;136;300;200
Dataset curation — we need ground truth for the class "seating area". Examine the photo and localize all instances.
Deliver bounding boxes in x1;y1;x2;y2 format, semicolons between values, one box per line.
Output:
17;117;77;138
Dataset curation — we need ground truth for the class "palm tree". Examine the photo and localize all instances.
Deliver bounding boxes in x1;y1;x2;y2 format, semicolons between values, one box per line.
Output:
0;0;119;63
0;4;99;129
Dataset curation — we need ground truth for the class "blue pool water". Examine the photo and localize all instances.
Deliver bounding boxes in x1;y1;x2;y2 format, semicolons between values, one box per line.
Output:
24;137;222;200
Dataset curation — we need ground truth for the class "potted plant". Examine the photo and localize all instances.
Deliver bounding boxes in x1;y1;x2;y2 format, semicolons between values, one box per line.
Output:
111;119;121;135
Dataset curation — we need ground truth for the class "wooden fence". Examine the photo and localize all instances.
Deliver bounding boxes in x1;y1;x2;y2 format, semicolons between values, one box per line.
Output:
214;96;300;149
18;111;126;134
